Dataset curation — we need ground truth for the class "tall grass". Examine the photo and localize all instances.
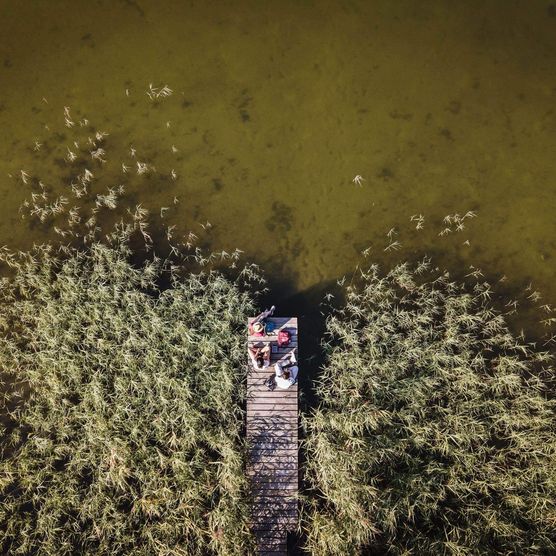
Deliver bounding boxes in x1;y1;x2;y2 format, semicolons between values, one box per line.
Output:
0;233;258;555
301;260;556;555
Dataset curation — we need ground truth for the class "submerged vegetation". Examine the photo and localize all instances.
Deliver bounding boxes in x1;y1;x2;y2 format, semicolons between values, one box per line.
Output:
301;260;556;555
0;231;259;555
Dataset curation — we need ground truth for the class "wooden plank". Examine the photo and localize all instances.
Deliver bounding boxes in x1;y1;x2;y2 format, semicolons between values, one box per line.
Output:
246;401;298;408
248;438;298;446
249;448;298;456
250;476;298;485
252;527;294;537
248;443;298;451
252;498;296;506
247;430;297;438
246;382;298;391
249;466;297;475
246;376;296;384
247;470;297;480
252;485;297;493
258;543;290;554
246;399;297;414
247;390;298;398
247;430;296;442
251;511;296;521
248;447;297;455
246;383;298;390
252;522;295;533
251;478;297;487
252;505;297;513
250;458;298;467
247;406;297;414
246;387;296;395
246;422;298;430
251;512;297;523
253;536;285;546
250;475;298;493
251;484;298;493
246;439;297;448
246;391;296;399
246;389;297;396
246;436;297;446
247;409;297;416
247;398;298;406
253;529;287;541
249;464;297;472
246;438;297;447
249;450;298;458
246;398;297;412
247;398;298;404
246;428;297;434
247;406;297;413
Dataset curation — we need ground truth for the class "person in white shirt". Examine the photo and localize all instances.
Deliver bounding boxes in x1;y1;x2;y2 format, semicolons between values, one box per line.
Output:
274;349;298;389
248;344;271;369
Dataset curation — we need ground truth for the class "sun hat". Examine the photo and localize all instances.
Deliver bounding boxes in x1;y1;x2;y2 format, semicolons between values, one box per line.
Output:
252;322;264;333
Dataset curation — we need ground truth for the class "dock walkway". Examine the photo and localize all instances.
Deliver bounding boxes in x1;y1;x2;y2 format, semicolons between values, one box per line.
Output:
247;317;298;555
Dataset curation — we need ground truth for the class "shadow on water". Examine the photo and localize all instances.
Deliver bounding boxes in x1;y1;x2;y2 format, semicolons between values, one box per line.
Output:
258;273;340;412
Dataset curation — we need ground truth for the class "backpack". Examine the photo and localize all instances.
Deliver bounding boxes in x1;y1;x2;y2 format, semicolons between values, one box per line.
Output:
277;329;291;347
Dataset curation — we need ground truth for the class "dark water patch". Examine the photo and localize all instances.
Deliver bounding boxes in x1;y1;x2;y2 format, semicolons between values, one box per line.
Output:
211;178;224;191
377;167;394;180
389;110;413;121
447;100;461;114
440;128;454;141
266;201;294;233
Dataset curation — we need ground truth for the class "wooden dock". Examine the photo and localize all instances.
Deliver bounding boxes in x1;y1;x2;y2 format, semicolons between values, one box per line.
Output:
247;317;298;556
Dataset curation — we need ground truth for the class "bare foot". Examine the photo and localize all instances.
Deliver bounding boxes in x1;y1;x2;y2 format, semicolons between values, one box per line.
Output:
289;348;297;363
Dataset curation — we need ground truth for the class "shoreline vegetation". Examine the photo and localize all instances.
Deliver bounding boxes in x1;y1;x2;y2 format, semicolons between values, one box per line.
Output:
1;106;555;554
0;231;261;555
301;261;556;555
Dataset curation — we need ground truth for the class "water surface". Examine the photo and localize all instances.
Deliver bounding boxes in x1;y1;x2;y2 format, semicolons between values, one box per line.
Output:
0;1;555;322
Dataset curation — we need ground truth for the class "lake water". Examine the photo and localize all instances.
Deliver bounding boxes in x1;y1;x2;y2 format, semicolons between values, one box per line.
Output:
0;1;555;341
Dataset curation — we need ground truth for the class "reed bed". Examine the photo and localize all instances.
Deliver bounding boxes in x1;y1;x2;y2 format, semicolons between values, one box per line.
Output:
301;260;556;555
0;234;258;555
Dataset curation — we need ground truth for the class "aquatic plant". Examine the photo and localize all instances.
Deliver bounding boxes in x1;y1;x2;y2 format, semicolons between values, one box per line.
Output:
0;232;259;555
301;259;556;555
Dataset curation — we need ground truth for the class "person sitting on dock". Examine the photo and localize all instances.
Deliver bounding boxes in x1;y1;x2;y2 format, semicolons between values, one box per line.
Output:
248;344;271;370
274;349;298;389
249;305;276;336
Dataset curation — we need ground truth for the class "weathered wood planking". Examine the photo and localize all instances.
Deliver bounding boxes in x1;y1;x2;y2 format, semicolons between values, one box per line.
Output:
247;316;298;556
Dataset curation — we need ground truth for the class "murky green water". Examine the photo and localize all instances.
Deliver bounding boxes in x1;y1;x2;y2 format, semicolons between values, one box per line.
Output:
1;1;555;323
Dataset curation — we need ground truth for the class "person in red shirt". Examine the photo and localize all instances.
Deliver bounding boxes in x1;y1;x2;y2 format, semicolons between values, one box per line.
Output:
249;305;275;336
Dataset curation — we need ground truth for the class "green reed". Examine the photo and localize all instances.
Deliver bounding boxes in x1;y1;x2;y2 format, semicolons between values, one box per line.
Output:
301;260;556;555
0;233;258;555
